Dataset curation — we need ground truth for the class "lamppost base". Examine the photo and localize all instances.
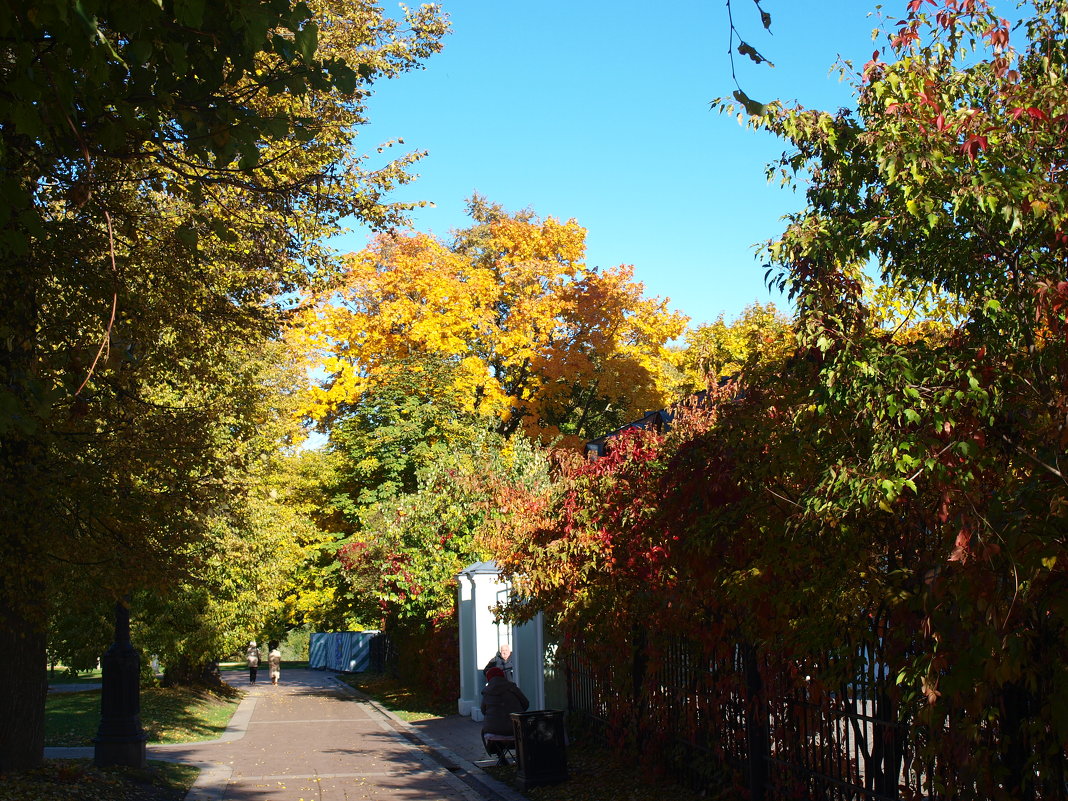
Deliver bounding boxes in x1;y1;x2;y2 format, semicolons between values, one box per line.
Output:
94;735;148;769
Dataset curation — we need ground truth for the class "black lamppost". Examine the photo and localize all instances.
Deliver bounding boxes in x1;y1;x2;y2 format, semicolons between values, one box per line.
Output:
94;598;147;767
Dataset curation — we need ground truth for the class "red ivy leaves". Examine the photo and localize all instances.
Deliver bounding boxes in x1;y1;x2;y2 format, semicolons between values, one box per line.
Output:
893;23;922;50
337;539;369;571
960;133;988;160
1010;106;1049;122
1035;279;1068;337
983;18;1011;51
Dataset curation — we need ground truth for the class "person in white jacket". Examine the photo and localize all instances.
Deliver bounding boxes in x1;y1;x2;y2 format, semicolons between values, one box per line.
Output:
268;642;282;685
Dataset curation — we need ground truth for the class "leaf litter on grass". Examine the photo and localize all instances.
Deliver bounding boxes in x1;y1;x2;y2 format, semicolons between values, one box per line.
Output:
484;739;726;801
0;759;198;801
46;684;241;747
339;672;454;721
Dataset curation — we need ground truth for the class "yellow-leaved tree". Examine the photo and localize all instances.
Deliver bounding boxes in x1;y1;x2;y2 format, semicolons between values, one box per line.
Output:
672;301;794;395
292;198;687;446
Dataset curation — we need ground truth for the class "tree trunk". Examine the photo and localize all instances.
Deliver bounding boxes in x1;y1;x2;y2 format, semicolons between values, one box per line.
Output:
0;593;47;773
0;263;48;773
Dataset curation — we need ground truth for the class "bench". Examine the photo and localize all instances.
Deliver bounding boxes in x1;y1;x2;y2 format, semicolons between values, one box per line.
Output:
482;733;516;766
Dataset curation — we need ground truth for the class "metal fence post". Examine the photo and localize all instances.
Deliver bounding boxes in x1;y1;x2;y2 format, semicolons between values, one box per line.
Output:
743;643;769;801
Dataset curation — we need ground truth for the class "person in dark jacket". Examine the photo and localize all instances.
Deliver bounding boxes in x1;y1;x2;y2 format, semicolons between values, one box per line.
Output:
482;643;514;681
480;666;529;755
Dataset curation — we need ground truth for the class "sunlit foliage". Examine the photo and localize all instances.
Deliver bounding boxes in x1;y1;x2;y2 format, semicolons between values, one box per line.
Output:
292;197;687;448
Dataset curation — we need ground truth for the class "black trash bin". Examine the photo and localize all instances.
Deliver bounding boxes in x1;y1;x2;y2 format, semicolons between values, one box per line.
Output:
510;710;568;791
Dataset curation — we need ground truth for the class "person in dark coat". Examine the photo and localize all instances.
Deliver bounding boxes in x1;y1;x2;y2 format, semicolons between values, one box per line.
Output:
480;666;529;756
482;643;514;682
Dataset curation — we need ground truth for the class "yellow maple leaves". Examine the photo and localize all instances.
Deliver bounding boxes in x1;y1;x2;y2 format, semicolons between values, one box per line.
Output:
290;204;687;445
672;301;794;395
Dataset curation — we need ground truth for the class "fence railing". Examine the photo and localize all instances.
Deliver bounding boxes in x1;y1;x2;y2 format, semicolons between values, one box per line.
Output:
368;631;397;675
564;632;1065;800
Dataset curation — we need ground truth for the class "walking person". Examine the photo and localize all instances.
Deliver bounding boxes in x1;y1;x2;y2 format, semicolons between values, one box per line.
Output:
268;641;282;686
246;640;262;684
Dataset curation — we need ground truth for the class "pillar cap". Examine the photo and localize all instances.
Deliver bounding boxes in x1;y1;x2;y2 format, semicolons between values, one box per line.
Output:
457;560;500;577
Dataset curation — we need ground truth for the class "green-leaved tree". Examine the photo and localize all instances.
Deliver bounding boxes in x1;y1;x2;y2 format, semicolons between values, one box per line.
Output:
0;0;446;771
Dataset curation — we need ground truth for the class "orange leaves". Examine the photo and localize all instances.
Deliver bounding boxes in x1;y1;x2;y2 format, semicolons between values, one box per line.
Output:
290;202;685;442
1034;279;1068;346
291;232;493;422
550;264;686;423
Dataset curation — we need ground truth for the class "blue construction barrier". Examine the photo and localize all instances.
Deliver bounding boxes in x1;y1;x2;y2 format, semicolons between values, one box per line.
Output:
308;631;379;672
309;632;330;669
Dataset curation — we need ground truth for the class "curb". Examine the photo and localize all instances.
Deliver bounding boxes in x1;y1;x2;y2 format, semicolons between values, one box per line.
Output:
151;694;257;800
328;676;528;801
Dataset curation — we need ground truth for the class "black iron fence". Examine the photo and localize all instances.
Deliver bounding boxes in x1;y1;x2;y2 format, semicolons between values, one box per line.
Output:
368;631;397;675
564;632;1065;800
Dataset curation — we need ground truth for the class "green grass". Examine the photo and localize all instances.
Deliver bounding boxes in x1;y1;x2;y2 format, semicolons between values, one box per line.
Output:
47;668;103;685
218;659;308;671
46;685;241;747
0;759;198;801
338;672;454;722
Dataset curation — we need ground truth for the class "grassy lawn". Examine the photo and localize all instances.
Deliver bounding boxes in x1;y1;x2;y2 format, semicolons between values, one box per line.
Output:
218;659;308;672
46;685;241;747
0;759;198;801
338;671;455;722
47;668;103;685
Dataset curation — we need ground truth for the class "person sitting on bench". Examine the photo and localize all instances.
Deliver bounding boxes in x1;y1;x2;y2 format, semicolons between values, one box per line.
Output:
480;666;529;761
483;643;514;682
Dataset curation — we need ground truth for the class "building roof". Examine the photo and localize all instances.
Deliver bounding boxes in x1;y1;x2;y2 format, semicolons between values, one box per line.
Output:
585;390;710;458
457;560;501;576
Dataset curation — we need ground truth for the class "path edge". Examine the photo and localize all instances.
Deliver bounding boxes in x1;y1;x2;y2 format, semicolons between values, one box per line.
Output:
328;675;528;801
42;690;256;800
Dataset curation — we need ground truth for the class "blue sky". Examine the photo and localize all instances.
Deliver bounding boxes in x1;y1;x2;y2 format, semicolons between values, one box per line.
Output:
335;0;899;327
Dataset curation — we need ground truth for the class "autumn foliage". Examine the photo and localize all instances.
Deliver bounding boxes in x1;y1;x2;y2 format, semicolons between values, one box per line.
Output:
292;198;687;448
485;2;1068;797
0;0;448;773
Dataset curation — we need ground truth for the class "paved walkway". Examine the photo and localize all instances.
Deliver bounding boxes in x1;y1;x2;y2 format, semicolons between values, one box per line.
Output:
46;669;525;801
